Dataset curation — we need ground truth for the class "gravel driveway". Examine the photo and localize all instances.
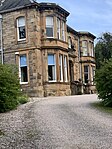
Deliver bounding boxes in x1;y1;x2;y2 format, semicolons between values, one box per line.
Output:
0;94;112;149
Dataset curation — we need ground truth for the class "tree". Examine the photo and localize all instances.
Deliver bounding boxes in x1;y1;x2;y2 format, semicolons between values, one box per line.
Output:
0;64;21;112
95;59;112;107
95;32;112;69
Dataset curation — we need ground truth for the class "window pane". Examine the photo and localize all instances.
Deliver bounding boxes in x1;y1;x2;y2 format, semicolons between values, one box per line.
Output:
59;55;63;81
46;17;53;26
68;37;72;48
84;74;88;83
64;56;68;81
62;21;65;41
84;65;88;73
19;26;26;39
48;54;56;81
46;27;53;37
18;17;25;27
20;55;27;67
21;66;28;82
48;54;55;65
83;48;88;56
57;18;60;39
82;41;87;47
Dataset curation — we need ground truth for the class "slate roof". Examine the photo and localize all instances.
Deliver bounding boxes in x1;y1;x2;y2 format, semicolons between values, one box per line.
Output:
0;0;69;17
0;0;37;13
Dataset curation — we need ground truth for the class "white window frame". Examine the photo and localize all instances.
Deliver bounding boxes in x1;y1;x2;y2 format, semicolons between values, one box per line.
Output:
48;54;56;82
19;54;28;84
59;54;63;82
62;21;65;41
64;56;68;82
82;40;88;56
46;16;54;38
17;16;26;41
57;18;61;39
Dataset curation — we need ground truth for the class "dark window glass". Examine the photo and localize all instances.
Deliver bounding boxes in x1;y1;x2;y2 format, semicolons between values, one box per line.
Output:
21;66;28;82
46;27;53;37
19;26;26;39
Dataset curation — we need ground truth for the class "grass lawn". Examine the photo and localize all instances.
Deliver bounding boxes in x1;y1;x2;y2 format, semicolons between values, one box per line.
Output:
91;101;112;115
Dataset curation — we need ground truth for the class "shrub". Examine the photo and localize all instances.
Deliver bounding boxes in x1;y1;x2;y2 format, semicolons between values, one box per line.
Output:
95;59;112;107
18;95;29;104
0;64;21;112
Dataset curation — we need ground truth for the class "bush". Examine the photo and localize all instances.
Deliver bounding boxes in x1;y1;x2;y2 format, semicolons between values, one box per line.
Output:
0;64;21;112
18;95;29;104
95;59;112;107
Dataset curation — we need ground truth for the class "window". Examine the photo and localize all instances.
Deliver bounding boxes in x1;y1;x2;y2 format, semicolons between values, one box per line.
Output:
84;65;89;83
89;41;94;57
82;41;88;56
64;56;68;82
59;55;63;81
17;17;26;41
62;21;65;41
46;16;54;38
48;54;56;81
68;36;72;49
20;55;28;83
92;66;95;84
57;18;61;39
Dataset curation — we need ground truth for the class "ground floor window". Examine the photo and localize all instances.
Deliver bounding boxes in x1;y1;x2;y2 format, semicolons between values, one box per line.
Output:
92;66;95;84
64;56;68;82
59;54;63;82
84;65;89;83
48;54;56;81
20;54;28;83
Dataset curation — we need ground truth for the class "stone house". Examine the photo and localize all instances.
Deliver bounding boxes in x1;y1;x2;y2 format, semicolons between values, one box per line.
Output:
0;0;96;97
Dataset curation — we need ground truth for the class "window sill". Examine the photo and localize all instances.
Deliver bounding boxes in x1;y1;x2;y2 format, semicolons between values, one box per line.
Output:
17;39;27;44
20;82;28;85
44;81;70;85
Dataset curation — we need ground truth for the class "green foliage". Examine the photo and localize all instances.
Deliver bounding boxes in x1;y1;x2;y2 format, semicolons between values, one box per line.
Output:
95;32;112;69
18;95;29;104
0;63;21;112
95;60;112;107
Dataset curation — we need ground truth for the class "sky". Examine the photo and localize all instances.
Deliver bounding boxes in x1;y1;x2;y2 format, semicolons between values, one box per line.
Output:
37;0;112;38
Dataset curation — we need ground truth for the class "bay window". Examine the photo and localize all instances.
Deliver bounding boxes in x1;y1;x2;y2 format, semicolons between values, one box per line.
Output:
46;16;54;38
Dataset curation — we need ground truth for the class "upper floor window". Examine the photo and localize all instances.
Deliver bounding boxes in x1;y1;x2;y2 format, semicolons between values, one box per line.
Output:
82;40;88;56
19;54;28;83
68;36;72;49
62;21;65;41
17;17;26;41
46;16;54;38
89;41;94;57
57;18;61;39
48;54;56;81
